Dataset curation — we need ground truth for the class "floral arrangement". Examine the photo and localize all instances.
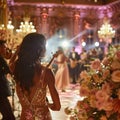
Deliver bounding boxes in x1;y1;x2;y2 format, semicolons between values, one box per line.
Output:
65;45;120;120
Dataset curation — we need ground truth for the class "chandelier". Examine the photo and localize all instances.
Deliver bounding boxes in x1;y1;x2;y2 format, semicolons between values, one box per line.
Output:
0;21;18;50
0;24;6;40
16;17;36;37
7;20;14;40
98;18;116;54
6;20;16;49
98;19;115;42
7;20;14;30
0;20;14;40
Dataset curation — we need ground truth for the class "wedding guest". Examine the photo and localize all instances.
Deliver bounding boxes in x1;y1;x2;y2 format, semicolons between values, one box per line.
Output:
97;47;104;60
68;47;80;84
0;40;15;120
80;49;88;71
9;33;61;120
55;47;70;92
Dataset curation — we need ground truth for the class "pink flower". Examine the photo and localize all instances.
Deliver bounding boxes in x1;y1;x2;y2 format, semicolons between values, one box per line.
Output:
95;100;105;110
65;45;120;119
80;70;89;79
83;102;89;110
79;86;89;97
102;82;111;94
90;59;101;70
102;69;110;80
116;50;120;60
95;90;109;102
111;70;120;82
95;90;112;111
102;57;110;66
96;99;113;111
92;74;101;82
113;99;120;113
90;89;97;95
89;95;96;108
103;99;113;111
111;60;120;70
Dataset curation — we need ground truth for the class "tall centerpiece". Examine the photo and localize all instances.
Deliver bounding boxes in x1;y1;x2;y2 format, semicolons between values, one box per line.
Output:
65;45;120;120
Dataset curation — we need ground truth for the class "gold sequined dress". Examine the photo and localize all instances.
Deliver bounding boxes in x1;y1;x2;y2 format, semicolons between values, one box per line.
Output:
16;69;52;120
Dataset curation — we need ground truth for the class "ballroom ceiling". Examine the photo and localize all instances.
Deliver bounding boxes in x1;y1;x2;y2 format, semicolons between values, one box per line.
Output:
8;0;120;24
4;0;120;44
12;0;119;6
7;0;120;29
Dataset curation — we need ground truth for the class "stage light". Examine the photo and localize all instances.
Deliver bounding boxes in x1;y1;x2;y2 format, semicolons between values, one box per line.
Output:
82;42;86;47
95;42;99;47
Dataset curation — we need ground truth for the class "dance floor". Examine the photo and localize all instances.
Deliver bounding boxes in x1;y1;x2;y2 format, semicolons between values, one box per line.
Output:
48;83;83;120
0;83;82;120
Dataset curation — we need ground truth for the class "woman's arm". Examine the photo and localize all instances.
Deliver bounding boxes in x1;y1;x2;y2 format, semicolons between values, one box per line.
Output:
46;69;61;111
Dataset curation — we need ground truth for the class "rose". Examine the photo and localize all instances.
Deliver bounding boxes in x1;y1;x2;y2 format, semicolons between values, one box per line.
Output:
102;82;111;94
113;99;120;113
89;95;96;108
116;50;120;60
103;99;113;111
111;70;120;82
95;90;109;102
80;86;89;97
92;74;102;83
95;100;105;110
111;60;120;70
102;69;110;80
102;57;111;66
90;59;101;70
80;70;89;79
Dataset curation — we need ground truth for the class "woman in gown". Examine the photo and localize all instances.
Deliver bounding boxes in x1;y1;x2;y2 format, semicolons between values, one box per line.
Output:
9;33;61;120
55;47;70;92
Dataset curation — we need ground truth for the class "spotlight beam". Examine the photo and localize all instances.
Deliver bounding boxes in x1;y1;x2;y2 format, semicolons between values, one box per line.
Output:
70;30;86;41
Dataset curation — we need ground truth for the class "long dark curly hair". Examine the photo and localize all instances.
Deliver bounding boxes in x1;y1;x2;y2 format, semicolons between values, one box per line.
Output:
14;33;46;93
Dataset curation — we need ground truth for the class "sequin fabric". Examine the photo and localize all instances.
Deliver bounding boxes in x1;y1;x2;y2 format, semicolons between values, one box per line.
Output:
16;69;52;120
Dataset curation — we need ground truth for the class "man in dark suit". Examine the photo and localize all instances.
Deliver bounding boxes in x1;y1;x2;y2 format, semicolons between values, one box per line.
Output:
0;40;15;120
68;47;80;84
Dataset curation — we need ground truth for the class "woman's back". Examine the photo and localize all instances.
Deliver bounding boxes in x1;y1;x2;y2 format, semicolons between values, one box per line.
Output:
16;66;52;120
10;33;61;120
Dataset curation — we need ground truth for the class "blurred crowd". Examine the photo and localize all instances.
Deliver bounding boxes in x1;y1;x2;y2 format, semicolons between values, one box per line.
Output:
51;46;105;86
